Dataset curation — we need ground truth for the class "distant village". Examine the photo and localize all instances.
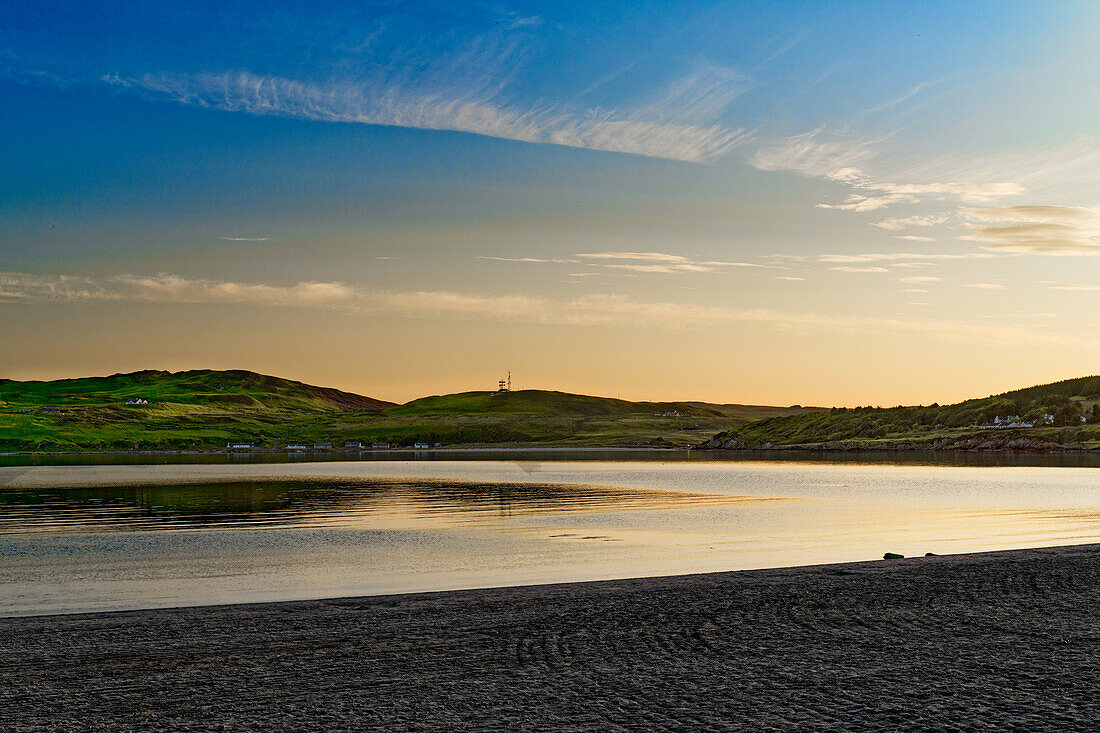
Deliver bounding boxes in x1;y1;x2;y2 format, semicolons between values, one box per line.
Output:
224;440;443;452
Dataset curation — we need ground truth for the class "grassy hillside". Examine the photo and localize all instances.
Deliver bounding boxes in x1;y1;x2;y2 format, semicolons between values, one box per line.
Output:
0;370;394;452
702;376;1100;450
0;369;393;411
681;402;823;420
391;390;733;418
0;370;815;452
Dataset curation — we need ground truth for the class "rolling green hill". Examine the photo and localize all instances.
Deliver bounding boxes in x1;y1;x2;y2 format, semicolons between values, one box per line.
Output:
0;370;818;452
701;376;1100;450
394;390;730;418
0;369;394;412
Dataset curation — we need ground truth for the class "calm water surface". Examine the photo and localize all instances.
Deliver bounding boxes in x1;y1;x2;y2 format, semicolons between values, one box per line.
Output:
2;455;1100;616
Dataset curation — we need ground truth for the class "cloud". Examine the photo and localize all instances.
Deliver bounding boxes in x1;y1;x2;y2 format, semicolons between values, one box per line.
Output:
775;276;805;281
749;128;878;179
574;251;780;274
874;215;948;230
895;235;937;242
899;276;942;283
1;271;1093;347
815;173;1022;213
861;80;940;116
900;288;927;293
894;138;1100;198
1041;281;1100;291
806;252;992;264
218;236;269;242
595;263;714;273
752;129;1026;221
577;252;692;263
479;256;580;264
750;130;1020;212
961;283;1006;290
829;266;889;273
960;205;1100;255
633;64;755;123
965;205;1099;224
104;70;752;164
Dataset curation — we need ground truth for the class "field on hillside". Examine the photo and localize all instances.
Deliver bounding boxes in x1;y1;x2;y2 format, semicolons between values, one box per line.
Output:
702;376;1100;450
0;371;782;451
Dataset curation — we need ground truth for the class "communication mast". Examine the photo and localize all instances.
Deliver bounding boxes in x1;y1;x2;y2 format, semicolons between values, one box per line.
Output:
496;371;512;392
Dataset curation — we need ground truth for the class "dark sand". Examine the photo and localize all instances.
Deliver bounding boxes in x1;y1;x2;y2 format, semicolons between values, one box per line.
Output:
4;545;1100;731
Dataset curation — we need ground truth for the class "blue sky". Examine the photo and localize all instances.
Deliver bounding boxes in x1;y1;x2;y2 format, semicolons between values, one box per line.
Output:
1;1;1098;403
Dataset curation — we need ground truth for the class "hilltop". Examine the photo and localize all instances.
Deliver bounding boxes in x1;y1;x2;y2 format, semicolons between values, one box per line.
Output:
0;370;817;452
0;369;395;412
388;389;815;419
700;375;1100;452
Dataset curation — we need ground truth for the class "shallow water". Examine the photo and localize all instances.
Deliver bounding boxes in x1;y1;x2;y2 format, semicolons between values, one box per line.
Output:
2;456;1100;616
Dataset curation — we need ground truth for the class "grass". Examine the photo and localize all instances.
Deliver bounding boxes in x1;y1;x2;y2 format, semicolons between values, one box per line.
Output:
0;370;795;451
704;375;1100;449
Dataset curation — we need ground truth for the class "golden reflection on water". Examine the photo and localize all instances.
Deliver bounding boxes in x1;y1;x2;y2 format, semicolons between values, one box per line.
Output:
0;477;788;535
5;461;1100;617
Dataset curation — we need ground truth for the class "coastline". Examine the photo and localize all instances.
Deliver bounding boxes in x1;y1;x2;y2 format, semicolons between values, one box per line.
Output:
4;437;1100;462
5;543;1100;729
698;434;1100;453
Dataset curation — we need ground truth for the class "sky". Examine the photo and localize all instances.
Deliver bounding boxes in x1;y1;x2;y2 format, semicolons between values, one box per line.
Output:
1;1;1099;406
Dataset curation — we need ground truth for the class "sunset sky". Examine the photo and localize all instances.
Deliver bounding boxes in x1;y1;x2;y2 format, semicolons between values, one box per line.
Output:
2;1;1098;406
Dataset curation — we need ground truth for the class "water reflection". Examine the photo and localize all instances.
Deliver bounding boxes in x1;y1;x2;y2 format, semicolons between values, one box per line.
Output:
0;478;763;535
4;460;1100;617
3;448;1100;469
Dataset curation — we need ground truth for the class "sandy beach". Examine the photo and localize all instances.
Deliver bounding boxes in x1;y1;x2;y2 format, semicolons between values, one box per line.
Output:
4;544;1100;730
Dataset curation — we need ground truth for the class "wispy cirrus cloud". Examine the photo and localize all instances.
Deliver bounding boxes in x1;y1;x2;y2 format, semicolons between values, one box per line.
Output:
793;252;994;264
478;256;580;264
218;236;269;242
750;129;1021;212
0;270;1092;347
104;69;753;163
874;214;948;231
861;79;942;117
481;251;781;275
897;139;1100;197
577;252;691;263
749;128;879;179
754;131;1100;261
816;170;1021;212
1041;281;1100;291
574;251;780;274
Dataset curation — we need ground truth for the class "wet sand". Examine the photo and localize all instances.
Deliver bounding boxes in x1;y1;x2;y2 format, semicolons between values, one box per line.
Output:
4;544;1100;731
